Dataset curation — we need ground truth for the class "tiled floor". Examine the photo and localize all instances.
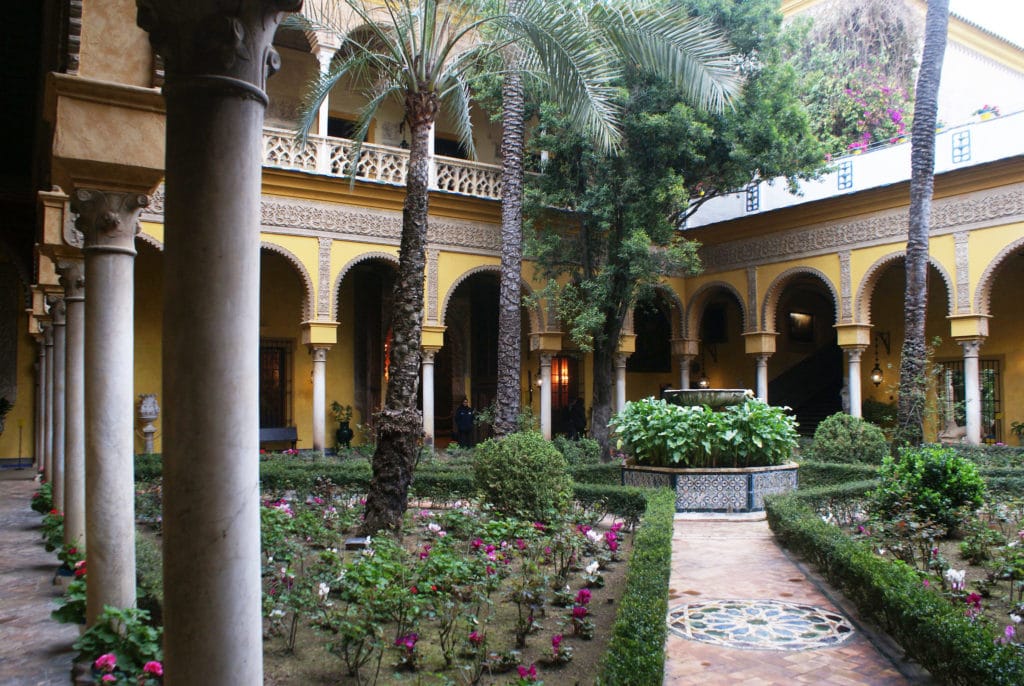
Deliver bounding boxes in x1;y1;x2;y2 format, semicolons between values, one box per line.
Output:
0;475;78;686
663;517;932;685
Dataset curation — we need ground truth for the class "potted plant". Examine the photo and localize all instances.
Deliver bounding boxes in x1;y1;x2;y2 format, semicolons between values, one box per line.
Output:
330;401;354;449
974;104;1000;121
1011;420;1024;447
611;396;800;512
0;397;11;435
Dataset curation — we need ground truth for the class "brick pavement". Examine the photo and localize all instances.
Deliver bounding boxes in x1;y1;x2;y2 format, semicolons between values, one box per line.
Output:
0;475;78;686
663;517;932;686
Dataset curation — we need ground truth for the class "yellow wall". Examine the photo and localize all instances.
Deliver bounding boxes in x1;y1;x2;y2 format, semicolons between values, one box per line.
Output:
134;243;164;454
0;300;37;461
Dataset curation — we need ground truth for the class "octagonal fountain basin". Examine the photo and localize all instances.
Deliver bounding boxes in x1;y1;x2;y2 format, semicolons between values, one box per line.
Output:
661;388;753;411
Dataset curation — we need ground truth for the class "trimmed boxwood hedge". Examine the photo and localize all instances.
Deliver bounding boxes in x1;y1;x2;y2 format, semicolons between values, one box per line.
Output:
598;488;675;686
765;492;1024;685
797;460;877;488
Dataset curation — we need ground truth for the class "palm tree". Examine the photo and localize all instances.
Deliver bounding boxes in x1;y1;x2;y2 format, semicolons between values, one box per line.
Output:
896;0;948;446
295;0;623;533
492;0;742;436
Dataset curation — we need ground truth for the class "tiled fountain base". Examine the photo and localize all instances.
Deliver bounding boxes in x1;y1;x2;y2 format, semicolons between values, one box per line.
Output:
668;599;855;651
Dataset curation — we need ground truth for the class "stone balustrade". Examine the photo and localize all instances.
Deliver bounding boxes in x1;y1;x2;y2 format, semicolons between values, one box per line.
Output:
263;127;503;200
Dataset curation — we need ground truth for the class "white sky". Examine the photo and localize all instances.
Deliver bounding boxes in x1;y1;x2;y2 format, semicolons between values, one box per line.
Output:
949;0;1024;47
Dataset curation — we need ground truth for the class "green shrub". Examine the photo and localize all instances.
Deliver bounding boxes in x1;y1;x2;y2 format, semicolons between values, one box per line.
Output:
611;397;798;468
134;453;163;481
572;483;648;525
808;413;889;464
950;444;1024;469
74;606;162;679
31;482;53;514
473;431;572;521
797;460;878;488
861;398;897;428
552;435;601;466
598;488;674;685
571;463;622;485
136;535;164;624
870;445;986;534
766;493;1024;685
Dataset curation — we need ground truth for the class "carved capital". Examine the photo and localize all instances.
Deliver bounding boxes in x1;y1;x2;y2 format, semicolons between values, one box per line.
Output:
842;346;867;363
47;295;66;326
310;347;329;363
614;354;629;369
56;259;86;302
71;189;147;255
137;0;302;100
959;338;984;358
421;348;437;365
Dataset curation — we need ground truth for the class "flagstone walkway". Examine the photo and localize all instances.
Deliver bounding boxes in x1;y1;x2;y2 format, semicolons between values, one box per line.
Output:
664;516;934;685
0;475;78;686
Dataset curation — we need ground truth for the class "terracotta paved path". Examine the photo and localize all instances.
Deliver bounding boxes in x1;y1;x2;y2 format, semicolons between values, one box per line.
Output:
664;516;932;685
0;475;77;686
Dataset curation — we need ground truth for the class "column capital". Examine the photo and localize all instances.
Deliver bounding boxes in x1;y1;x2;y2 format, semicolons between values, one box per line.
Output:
421;347;439;364
71;189;147;255
959;338;984;358
56;258;86;302
47;294;66;327
137;0;302;99
749;352;771;364
840;344;867;362
614;353;629;369
539;351;554;365
309;346;330;363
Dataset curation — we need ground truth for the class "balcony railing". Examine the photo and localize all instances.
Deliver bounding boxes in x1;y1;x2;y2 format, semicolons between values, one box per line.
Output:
263;127;503;200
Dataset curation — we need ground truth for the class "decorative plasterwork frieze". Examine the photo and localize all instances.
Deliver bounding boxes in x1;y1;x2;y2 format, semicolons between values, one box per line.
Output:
745;267;758;331
699;184;1024;272
142;186;501;254
838;251;852;323
954;231;970;314
426;248;440;324
317;237;331;320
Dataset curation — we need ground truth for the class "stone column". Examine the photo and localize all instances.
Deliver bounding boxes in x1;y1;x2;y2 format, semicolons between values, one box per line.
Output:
58;259;86;547
72;189;144;624
34;338;45;472
48;295;67;512
754;354;770;402
136;3;299;682
43;322;53;483
421;348;438;447
614;354;628;413
677;354;695;390
539;353;553;440
960;339;984;446
843;346;866;419
310;346;329;452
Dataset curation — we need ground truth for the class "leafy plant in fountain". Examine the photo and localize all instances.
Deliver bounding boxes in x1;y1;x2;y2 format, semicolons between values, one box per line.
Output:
611;397;798;468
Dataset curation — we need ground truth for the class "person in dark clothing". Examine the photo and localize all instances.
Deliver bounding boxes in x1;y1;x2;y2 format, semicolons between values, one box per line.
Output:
568;396;586;440
454;398;475;448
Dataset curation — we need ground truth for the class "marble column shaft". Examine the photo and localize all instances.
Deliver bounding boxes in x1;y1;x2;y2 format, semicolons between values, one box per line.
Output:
137;2;299;682
754;354;770;402
49;296;67;512
421;349;436;446
540;353;553;440
59;259;86;547
961;339;984;446
311;347;328;451
43;324;53;483
614;354;627;413
34;339;45;472
845;347;865;419
74;189;143;624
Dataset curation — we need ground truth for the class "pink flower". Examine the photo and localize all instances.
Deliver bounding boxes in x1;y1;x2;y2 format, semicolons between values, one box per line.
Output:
93;653;117;672
395;632;418;651
923;579;930;588
533;522;546;532
517;663;538;680
572;605;588;619
471;537;483;549
143;661;163;676
101;676;116;684
468;630;483;645
575;588;591;605
610;522;624;533
552;634;563;652
516;539;527;551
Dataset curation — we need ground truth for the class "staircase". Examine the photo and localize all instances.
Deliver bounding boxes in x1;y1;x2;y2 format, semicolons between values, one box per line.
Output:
768;345;844;436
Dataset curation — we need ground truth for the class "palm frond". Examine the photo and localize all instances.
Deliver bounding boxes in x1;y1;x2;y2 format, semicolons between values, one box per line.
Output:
437;72;478;159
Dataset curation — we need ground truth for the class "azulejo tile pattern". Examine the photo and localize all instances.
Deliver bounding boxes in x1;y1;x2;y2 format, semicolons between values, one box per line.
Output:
675;473;747;511
621;469;674;489
751;470;798;509
668;599;855;651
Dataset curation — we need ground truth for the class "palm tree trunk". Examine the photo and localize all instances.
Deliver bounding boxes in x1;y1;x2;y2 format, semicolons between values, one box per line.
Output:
495;0;526;437
362;98;436;534
896;0;948;447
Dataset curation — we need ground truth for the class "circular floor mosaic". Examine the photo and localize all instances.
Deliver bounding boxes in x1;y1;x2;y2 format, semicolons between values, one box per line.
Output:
668;599;855;651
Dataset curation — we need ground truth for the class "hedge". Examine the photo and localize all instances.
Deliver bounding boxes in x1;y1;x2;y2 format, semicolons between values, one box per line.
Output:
765;492;1024;685
598;488;675;686
797;460;877;488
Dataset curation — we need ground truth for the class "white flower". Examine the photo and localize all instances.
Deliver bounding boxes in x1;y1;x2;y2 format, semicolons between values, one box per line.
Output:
428;522;442;533
318;582;330;600
1011;614;1022;624
945;568;966;591
585;561;599;576
586;530;602;545
270;609;286;619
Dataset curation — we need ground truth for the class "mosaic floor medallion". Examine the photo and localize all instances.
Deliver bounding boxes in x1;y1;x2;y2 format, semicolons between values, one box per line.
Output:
668;599;855;651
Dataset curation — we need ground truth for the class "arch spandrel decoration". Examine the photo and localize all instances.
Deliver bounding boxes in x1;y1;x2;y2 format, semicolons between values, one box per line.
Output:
854;251;956;324
331;251;401;322
761;267;841;334
439;264;541;337
137;233;164;252
260;241;316;323
684;281;749;339
974;237;1024;316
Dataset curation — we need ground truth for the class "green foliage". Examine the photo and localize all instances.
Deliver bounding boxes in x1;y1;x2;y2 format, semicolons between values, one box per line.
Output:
31;481;53;514
40;508;64;552
871;445;986;535
862;398;898;429
74;606;162;678
134;453;163;481
473;431;572;521
808;413;889;465
136;535;164;622
950;445;1024;469
552;435;601;467
611;397;798;468
598;488;675;685
797;460;878;489
572;484;648;526
570;463;622;486
766;492;1024;685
